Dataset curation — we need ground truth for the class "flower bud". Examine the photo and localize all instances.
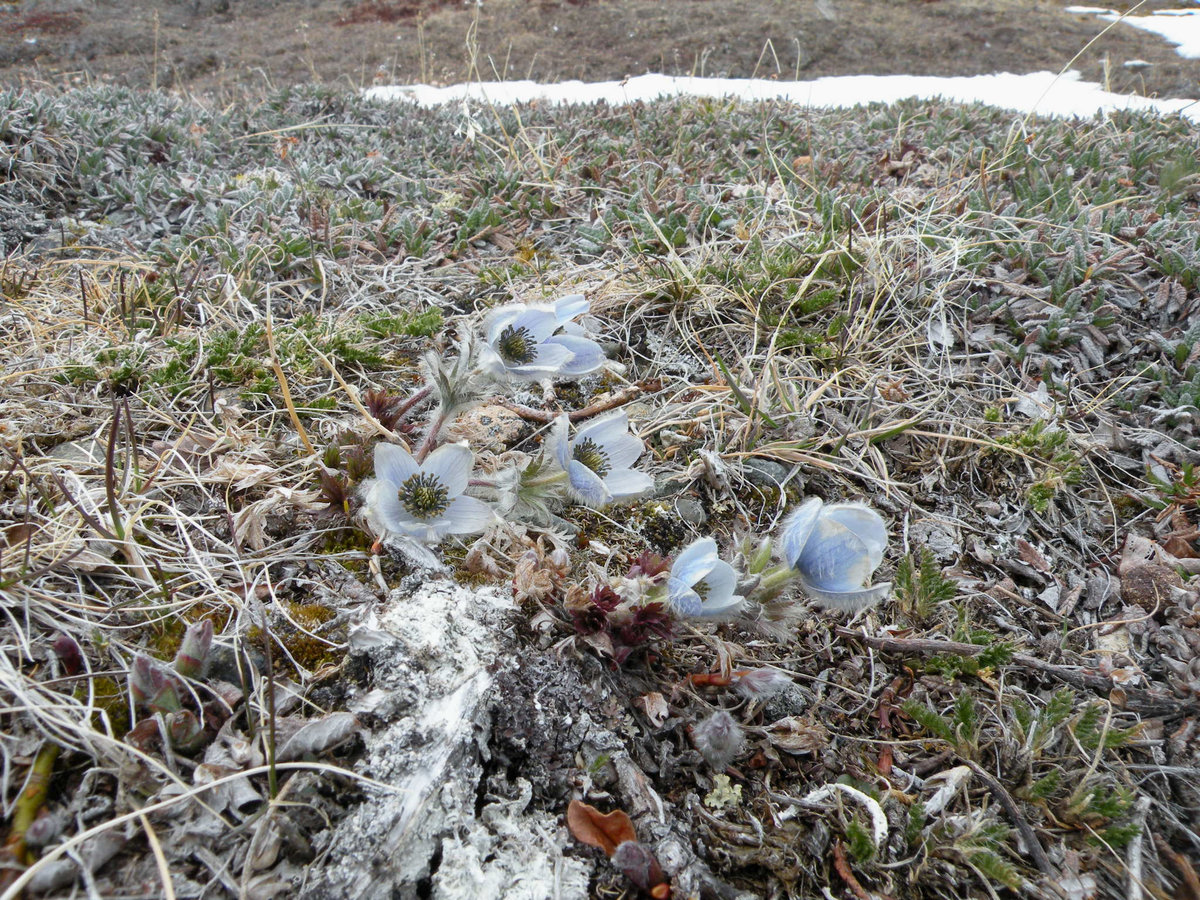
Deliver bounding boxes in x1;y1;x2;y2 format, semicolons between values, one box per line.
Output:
611;840;667;894
52;634;84;677
691;710;744;770
732;667;792;700
548;547;571;574
173;620;213;679
165;709;206;753
130;655;180;713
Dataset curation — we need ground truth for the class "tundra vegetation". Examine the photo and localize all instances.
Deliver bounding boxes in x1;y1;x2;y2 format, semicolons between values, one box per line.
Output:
0;83;1199;898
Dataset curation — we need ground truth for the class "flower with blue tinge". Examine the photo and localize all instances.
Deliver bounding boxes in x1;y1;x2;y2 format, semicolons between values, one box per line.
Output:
367;441;494;544
667;537;743;617
480;293;607;381
780;496;890;612
550;412;654;508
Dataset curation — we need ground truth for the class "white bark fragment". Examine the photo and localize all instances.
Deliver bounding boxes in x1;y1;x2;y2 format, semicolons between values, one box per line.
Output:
301;581;589;899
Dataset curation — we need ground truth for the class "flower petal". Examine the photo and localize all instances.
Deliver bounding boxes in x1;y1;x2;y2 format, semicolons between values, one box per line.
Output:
596;431;644;470
568;460;611;507
374;442;419;488
670;537;718;589
484;304;526;344
697;559;741;616
441;495;495;535
421;442;473;497
515;340;574;374
823;502;887;570
574;412;630;450
794;517;873;593
798;577;892;613
553;293;589;323
780;497;823;568
550;414;571;470
508;306;560;342
602;468;654;502
669;585;703;617
544;334;607;377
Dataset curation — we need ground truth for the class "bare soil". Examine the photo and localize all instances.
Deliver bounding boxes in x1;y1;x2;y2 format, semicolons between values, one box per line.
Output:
1;0;1199;99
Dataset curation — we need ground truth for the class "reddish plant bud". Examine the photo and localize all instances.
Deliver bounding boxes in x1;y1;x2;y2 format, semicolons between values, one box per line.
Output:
172;624;212;681
628;551;669;578
130;655;180;713
53;634;84;677
173;619;213;679
165;709;207;753
611;840;668;894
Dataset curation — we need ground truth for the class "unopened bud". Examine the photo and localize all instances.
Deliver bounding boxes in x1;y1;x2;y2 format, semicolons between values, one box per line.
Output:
691;710;744;770
53;634;84;677
611;840;667;894
732;667;792;701
165;709;206;753
748;536;773;574
548;547;571;573
130;655;180;713
174;620;213;679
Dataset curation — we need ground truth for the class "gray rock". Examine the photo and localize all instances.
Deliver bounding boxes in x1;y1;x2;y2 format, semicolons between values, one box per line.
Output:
742;458;790;488
673;496;707;525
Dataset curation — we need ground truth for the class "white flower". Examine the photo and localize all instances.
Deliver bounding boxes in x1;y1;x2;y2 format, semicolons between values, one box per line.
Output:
667;537;743;617
550;412;654;508
780;497;890;612
480;293;607;381
366;442;494;544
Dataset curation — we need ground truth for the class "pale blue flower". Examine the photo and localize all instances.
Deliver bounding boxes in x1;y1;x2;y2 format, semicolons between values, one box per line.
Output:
480;294;607;381
667;537;743;617
780;497;890;611
550;412;653;508
367;441;494;544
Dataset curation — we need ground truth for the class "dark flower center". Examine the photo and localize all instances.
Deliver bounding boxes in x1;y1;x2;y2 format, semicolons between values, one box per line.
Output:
572;438;611;477
496;324;536;365
397;472;450;519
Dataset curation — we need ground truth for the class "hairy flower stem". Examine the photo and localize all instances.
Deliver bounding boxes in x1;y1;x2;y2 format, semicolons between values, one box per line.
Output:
394;384;433;423
499;384;646;424
414;408;450;463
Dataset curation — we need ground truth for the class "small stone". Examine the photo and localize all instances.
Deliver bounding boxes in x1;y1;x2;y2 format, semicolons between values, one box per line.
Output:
673;496;707;525
742;458;789;487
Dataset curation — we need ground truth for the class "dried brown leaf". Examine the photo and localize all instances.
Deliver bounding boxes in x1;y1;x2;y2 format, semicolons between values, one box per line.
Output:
566;799;636;857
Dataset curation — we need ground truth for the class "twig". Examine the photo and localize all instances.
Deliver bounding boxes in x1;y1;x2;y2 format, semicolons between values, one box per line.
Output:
1154;833;1200;900
137;813;177;900
834;628;1200;717
961;760;1053;877
266;289;314;456
831;839;875;900
1126;794;1153;900
498;384;647;424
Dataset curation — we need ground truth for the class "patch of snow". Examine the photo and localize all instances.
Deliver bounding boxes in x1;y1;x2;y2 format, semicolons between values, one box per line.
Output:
367;70;1199;124
1067;5;1200;58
